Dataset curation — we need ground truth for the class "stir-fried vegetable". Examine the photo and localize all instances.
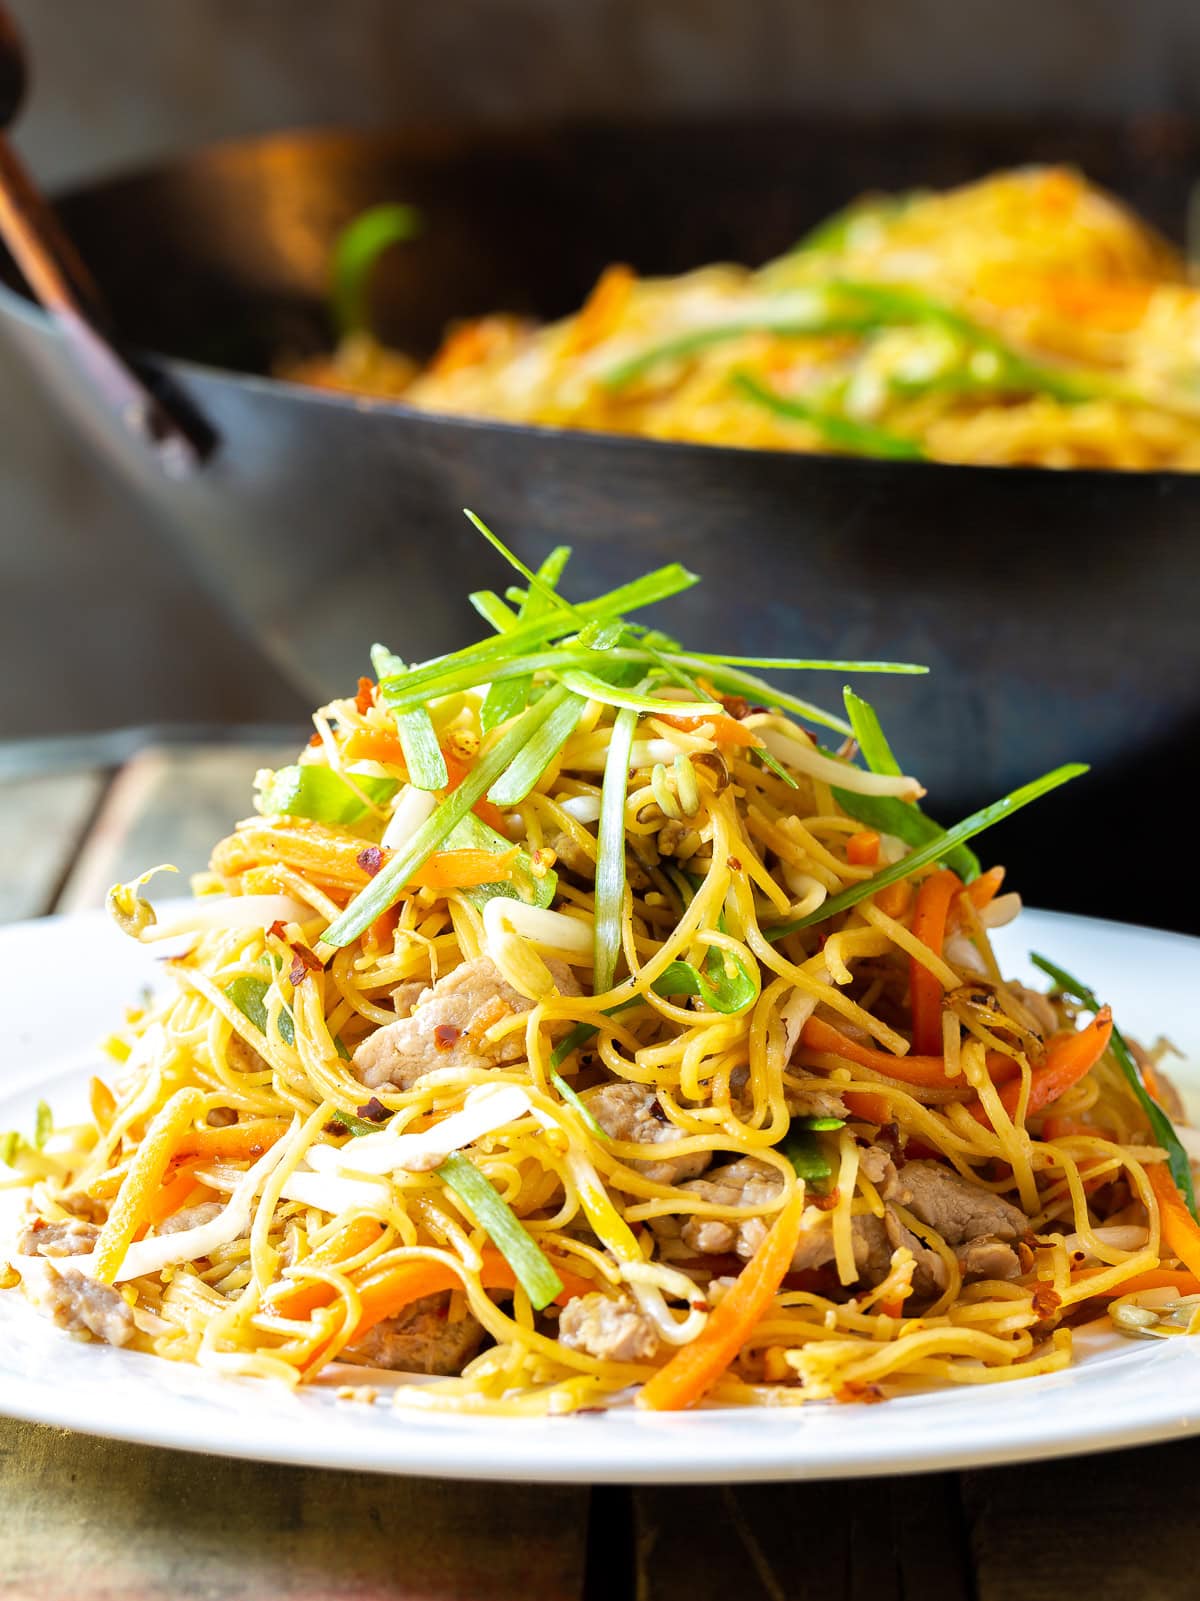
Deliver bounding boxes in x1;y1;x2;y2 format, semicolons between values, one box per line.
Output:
258;764;398;825
594;706;638;994
226;974;296;1047
331;202;422;337
1031;952;1198;1220
371;645;449;791
436;1152;564;1310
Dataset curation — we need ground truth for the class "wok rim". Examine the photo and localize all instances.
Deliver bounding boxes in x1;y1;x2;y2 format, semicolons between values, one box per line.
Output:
2;117;1198;490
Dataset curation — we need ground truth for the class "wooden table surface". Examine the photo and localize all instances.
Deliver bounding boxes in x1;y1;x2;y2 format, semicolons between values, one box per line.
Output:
2;736;1197;1601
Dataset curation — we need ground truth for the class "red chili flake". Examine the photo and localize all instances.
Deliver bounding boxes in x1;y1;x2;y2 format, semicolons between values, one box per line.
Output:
288;943;323;986
268;920;289;941
355;1097;390;1124
810;1187;840;1212
289;958;308;986
356;845;385;877
727;856;742;871
834;1382;886;1405
308;732;323;748
434;1024;461;1051
1030;1283;1062;1319
719;693;751;720
355;676;375;715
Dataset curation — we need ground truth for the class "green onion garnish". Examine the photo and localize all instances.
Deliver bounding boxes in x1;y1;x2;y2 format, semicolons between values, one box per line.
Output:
654;948;758;1014
834;687;981;882
371;645;449;791
1030;953;1199;1222
766;762;1088;940
781;1125;834;1184
487;692;585;807
34;1101;52;1151
226;975;296;1048
331;202;422;337
258;764;398;826
436;1151;564;1309
481;545;572;732
323;687;574;948
593;705;638;993
733;372;925;460
549;1070;609;1138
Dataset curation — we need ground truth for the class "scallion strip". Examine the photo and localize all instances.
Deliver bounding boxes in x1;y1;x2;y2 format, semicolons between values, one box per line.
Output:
559;669;716;718
481;545;572;733
690;653;927;675
436;1152;564;1309
594;706;638;992
549;1070;609;1138
371;645;448;791
331;202;421;337
844;686;902;774
602;311;877;387
469;591;519;634
733;372;925;460
658;655;852;736
1030;953;1199;1222
487;692;586;806
323;688;572;947
766;763;1088;939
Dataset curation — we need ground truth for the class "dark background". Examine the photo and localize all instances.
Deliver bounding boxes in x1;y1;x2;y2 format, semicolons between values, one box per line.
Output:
3;0;1200;740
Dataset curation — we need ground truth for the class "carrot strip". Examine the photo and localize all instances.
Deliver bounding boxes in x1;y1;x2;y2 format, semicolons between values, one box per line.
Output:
441;749;513;835
637;1184;807;1411
347;1247;594;1344
341;730;408;768
909;869;962;1054
1071;1265;1200;1299
139;1160;212;1229
969;1009;1112;1129
846;830;880;867
947;865;1006;932
411;848;518;891
268;1216;389;1319
173;1119;291;1162
1041;1116;1115;1142
92;1088;205;1283
660;711;760;749
873;881;912;921
1146;1165;1200;1279
843;1090;893;1124
800;1017;1020;1090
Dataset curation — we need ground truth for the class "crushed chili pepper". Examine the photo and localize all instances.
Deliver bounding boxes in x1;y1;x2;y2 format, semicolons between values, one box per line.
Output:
1030;1282;1063;1319
356;845;386;877
355;1097;390;1123
355;677;375;715
434;1024;461;1051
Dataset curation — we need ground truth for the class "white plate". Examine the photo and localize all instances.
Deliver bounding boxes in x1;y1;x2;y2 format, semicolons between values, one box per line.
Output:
0;902;1199;1483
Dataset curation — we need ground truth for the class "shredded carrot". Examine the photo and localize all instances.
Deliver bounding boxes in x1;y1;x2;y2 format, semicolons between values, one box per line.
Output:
1072;1265;1200;1299
340;729;408;768
1041;1116;1115;1142
969;1008;1112;1129
366;904;401;958
411;848;517;891
139;1159;213;1229
846;829;880;867
269;1216;389;1319
173;1118;291;1162
89;1077;117;1135
800;1016;1020;1090
843;1090;893;1124
92;1088;205;1283
1146;1165;1200;1279
1139;1058;1169;1108
441;749;513;835
347;1247;594;1344
947;865;1006;932
637;1184;807;1411
909;869;962;1054
561;263;636;356
873;881;912;921
660;711;759;749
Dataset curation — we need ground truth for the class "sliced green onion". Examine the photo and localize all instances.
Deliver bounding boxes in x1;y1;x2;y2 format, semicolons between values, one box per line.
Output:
654;948;757;1014
602;310;877;387
549;1070;609;1138
559;669;716;719
469;591;519;634
34;1101;52;1151
481;545;572;732
766;763;1088;940
690;653;927;675
659;654;851;736
594;706;638;992
371;645;449;791
444;811;556;910
487;692;585;806
837;686;980;881
781;1125;834;1184
323;689;573;948
258;764;398;826
331;202;422;337
733;371;925;461
225;975;296;1047
464;511;583;622
437;1151;564;1310
331;1108;385;1137
789;194;914;257
550;1021;599;1070
0;1131;22;1167
793;1115;845;1132
1030;953;1199;1222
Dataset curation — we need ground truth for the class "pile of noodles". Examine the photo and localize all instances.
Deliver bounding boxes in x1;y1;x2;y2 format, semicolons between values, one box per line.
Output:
289;166;1200;471
4;631;1195;1414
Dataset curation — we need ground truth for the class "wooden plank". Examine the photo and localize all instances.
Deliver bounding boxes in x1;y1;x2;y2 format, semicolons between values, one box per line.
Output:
964;1437;1200;1601
57;743;295;913
634;1474;972;1601
0;768;107;924
0;1419;589;1601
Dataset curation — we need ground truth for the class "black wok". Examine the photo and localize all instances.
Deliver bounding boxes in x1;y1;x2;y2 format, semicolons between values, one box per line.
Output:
1;118;1198;929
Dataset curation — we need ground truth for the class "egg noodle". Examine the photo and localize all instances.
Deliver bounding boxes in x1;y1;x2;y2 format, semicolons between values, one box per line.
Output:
292;166;1200;471
6;529;1199;1414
